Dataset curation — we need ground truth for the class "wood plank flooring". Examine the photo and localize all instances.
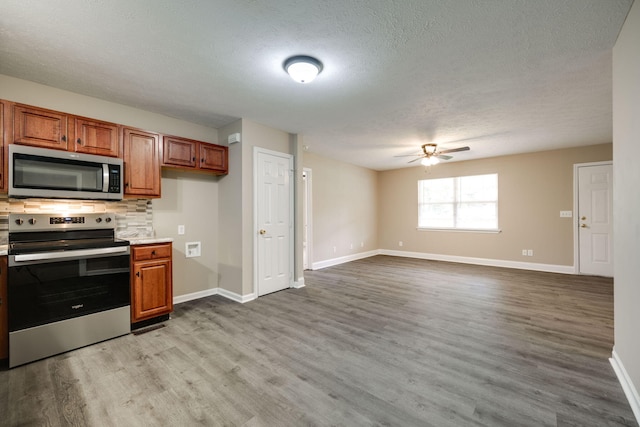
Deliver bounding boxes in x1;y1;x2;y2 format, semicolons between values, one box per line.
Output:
0;255;637;426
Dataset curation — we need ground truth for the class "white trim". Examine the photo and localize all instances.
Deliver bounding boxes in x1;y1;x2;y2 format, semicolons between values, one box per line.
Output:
311;250;381;270
173;288;219;305
254;147;295;297
417;227;502;234
379;249;575;274
173;288;257;305
303;167;313;270
218;288;257;304
610;349;640;424
573;161;613;275
292;278;306;288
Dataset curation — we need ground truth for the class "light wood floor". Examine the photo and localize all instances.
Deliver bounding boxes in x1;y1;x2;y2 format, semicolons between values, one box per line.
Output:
0;256;637;426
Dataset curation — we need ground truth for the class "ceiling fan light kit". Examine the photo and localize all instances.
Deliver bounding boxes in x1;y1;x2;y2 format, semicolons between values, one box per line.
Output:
395;143;471;166
283;55;323;83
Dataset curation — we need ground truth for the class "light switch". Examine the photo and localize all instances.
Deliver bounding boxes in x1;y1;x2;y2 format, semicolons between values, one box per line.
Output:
178;225;185;235
560;211;572;218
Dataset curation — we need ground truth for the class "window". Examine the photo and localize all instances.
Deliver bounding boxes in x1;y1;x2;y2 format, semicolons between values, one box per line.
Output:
418;173;498;231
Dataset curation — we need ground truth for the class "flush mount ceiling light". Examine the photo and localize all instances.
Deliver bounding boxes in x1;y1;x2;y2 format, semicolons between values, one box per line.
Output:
283;55;323;83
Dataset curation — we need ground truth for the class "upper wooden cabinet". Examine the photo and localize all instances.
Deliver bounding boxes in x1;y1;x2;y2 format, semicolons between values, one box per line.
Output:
11;103;120;157
13;104;69;150
162;135;228;175
200;143;228;173
123;127;161;198
73;118;120;157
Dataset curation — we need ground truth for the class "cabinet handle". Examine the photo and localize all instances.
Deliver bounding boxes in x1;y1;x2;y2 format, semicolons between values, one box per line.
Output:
77;138;82;145
201;158;204;162
125;182;129;187
61;135;67;142
151;250;156;256
192;157;196;161
136;271;140;277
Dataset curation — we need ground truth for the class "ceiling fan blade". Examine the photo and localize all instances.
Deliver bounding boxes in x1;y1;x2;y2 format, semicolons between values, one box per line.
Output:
408;157;424;163
394;154;422;157
437;146;470;154
436;155;452;160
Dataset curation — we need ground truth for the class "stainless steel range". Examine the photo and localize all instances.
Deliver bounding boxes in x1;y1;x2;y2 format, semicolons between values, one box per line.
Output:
7;213;131;368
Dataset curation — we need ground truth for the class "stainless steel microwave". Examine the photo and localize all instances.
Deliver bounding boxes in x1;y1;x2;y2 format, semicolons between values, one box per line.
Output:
8;144;123;200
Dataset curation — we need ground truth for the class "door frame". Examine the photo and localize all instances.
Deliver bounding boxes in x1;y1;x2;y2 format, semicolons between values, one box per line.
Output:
253;147;295;297
573;160;613;274
303;167;313;270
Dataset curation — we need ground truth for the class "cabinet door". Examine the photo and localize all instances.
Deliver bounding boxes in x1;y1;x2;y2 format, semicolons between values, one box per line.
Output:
131;259;173;323
13;104;69;150
0;256;7;360
199;143;228;173
123;127;161;197
73;118;120;157
163;136;197;168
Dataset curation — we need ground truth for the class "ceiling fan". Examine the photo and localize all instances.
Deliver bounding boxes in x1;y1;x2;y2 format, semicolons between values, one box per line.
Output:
396;143;470;166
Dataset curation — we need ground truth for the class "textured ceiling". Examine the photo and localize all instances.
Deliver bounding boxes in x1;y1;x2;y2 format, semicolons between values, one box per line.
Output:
0;0;633;170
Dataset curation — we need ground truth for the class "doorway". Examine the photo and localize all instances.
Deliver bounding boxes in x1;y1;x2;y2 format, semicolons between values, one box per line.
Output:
574;162;613;276
254;148;294;296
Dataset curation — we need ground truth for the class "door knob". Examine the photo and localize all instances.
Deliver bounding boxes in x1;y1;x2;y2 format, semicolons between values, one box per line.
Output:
581;224;587;228
581;216;587;220
259;229;266;235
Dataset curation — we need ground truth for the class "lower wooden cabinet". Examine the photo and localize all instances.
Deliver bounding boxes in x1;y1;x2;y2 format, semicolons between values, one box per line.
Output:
131;243;173;324
1;256;7;360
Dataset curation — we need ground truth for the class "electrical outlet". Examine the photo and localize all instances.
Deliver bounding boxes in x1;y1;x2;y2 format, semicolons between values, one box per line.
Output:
178;225;185;235
361;242;364;248
333;246;337;253
522;249;527;256
527;249;534;256
399;241;403;247
350;243;353;250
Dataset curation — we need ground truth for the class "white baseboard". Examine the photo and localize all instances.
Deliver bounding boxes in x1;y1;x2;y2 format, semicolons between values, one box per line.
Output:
174;287;256;305
292;278;306;288
379;249;575;275
312;250;381;270
610;349;640;424
173;288;219;305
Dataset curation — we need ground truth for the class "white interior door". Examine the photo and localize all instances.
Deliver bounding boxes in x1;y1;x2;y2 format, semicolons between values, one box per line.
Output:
256;149;293;296
577;163;613;276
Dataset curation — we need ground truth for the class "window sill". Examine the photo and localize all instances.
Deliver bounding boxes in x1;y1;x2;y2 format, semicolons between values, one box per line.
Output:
416;227;502;234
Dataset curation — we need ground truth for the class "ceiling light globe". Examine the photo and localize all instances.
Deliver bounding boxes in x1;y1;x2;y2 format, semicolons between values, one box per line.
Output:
284;56;323;84
421;157;431;166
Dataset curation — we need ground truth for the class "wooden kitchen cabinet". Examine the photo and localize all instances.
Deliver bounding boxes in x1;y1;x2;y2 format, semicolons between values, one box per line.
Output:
131;243;173;324
0;256;7;360
13;104;69;150
12;103;121;157
162;135;228;175
123;127;161;197
72;118;120;157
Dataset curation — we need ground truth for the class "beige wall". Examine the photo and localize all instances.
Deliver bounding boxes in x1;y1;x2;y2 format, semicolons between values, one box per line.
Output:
218;119;295;297
378;144;612;266
0;75;222;299
303;152;379;264
613;0;640;412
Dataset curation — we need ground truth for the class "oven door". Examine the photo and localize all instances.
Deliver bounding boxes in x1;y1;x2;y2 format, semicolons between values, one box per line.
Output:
8;247;130;332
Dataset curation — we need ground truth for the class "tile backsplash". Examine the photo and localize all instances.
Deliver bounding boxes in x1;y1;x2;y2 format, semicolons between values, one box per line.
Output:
0;196;154;245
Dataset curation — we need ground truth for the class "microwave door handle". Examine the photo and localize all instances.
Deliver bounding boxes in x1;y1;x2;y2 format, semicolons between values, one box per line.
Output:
102;164;109;192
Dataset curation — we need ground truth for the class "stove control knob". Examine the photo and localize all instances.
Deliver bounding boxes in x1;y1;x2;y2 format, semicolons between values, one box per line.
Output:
96;217;103;223
15;218;24;226
105;217;112;223
28;218;37;225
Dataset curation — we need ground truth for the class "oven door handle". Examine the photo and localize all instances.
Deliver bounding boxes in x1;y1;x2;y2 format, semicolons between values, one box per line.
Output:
12;246;130;263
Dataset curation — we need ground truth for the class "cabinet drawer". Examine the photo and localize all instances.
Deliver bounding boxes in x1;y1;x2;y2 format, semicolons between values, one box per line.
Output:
132;243;172;261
